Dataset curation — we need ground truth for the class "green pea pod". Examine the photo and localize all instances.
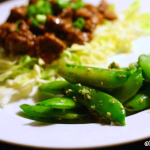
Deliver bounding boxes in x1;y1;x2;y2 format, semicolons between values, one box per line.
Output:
20;104;53;118
58;64;131;90
36;97;81;109
20;104;87;120
108;68;143;104
138;54;150;82
125;86;150;112
38;81;71;101
128;62;139;74
38;81;126;125
63;83;126;125
39;81;71;94
38;91;61;101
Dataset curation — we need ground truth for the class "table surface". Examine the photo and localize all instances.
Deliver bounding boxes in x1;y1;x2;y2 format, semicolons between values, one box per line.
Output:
1;138;150;150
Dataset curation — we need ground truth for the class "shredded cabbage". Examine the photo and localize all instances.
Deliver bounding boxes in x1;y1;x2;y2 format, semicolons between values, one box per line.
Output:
60;0;150;66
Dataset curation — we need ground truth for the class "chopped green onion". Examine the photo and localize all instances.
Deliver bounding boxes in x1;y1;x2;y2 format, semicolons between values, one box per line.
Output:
56;0;69;9
36;0;53;15
27;0;53;18
27;4;37;17
36;14;47;24
15;20;21;31
72;17;85;30
70;1;86;10
36;0;46;7
30;17;39;27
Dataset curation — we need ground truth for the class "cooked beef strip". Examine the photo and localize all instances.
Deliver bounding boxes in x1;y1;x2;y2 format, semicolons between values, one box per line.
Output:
0;22;16;48
46;14;72;32
5;29;35;55
29;0;39;4
74;7;92;19
98;0;109;13
7;6;27;22
81;4;104;32
58;6;73;20
28;33;66;63
98;0;117;20
103;11;117;20
26;18;46;35
18;20;30;31
46;14;92;46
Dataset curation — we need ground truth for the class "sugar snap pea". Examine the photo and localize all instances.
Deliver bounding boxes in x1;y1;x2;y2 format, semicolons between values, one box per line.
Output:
108;68;143;104
38;80;71;94
138;54;150;82
128;62;139;74
38;81;71;100
124;86;150;112
36;97;81;109
20;104;53;118
66;84;126;125
42;81;126;125
20;104;88;120
58;64;131;90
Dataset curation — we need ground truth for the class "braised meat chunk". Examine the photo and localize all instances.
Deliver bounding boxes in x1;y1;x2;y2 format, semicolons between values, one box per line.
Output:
5;30;35;55
17;20;30;31
76;4;104;32
29;33;66;63
98;0;117;20
7;6;27;22
46;14;92;46
58;6;73;20
0;22;16;48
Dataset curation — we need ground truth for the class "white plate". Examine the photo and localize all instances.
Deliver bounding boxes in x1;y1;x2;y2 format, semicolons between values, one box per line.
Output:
0;0;150;149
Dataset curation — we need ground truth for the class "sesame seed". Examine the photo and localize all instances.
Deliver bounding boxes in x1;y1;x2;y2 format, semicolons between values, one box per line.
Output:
87;94;91;99
140;98;143;103
66;89;72;94
87;68;91;72
76;83;81;87
111;99;115;104
122;75;126;78
78;90;82;93
91;105;95;109
107;112;111;116
135;76;139;79
68;89;72;92
73;96;77;102
117;74;126;78
120;106;124;109
61;100;66;103
100;82;103;86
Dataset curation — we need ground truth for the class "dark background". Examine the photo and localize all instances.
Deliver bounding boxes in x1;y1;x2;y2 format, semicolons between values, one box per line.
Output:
1;138;150;150
0;0;150;149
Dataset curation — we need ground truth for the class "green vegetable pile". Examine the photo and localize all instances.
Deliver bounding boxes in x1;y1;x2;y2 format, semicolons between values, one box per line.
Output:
20;54;150;126
27;0;53;26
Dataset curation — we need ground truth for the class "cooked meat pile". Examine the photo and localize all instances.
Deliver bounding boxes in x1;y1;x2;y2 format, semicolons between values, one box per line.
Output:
0;0;117;63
